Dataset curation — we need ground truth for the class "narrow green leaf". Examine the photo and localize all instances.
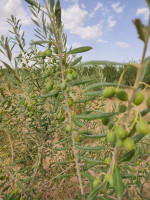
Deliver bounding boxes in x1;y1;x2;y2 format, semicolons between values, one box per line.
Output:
40;91;59;98
76;145;108;151
55;0;61;27
82;60;126;66
83;133;106;139
145;0;150;8
71;79;92;86
84;82;131;92
118;150;135;164
132;133;144;143
31;40;50;45
113;165;123;200
71;116;84;127
133;19;146;42
49;0;55;11
25;0;37;7
67;46;92;54
80;156;107;164
75;96;95;103
77;112;117;120
70;56;82;67
83;91;103;97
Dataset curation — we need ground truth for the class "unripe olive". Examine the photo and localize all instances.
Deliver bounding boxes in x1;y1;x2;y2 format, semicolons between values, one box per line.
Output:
45;49;52;57
45;68;51;77
102;118;109;125
107;131;116;143
146;96;150;108
60;81;67;90
105;174;113;187
53;46;58;54
41;51;46;59
20;197;23;200
116;139;123;148
62;58;66;65
72;71;77;79
71;112;75;117
107;122;114;130
57;112;62;120
60;115;65;122
103;87;115;98
93;177;100;188
76;136;81;142
133;92;144;105
115;125;126;139
46;80;53;91
116;90;128;101
136;119;149;135
119;104;127;113
13;189;18;195
32;100;38;105
66;73;73;81
104;157;111;164
66;124;72;133
68;99;74;107
123;137;135;151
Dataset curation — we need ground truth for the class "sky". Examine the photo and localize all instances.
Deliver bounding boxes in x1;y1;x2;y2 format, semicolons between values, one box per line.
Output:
0;0;150;63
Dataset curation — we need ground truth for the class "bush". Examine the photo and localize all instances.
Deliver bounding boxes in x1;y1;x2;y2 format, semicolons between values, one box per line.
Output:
0;0;150;199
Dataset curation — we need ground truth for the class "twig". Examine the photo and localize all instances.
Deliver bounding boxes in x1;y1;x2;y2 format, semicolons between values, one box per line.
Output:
4;128;14;163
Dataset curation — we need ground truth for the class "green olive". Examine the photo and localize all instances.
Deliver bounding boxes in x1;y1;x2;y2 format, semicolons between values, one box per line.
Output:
66;73;73;81
102;118;110;125
46;81;53;91
76;136;81;142
116;90;128;101
72;71;77;79
107;122;114;130
105;174;113;187
119;104;127;113
123;137;135;151
116;139;123;148
60;81;67;90
146;96;150;108
107;131;116;143
115;125;126;139
103;87;115;98
45;68;51;77
68;99;74;107
136;119;149;135
133;92;144;105
65;124;72;133
57;112;62;120
45;49;52;57
93;177;100;188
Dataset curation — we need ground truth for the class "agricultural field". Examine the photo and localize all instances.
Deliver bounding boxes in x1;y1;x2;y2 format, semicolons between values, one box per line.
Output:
0;0;150;200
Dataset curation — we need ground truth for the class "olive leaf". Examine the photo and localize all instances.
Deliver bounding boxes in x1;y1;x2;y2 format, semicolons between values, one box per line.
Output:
133;19;147;42
55;0;61;27
113;165;123;200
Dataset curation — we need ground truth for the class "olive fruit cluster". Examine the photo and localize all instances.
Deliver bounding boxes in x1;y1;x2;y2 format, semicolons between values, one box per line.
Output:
103;87;128;102
57;112;65;122
107;125;135;151
66;69;77;81
41;49;52;59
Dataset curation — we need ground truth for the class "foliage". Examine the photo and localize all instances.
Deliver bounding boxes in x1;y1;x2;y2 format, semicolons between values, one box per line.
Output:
0;0;150;200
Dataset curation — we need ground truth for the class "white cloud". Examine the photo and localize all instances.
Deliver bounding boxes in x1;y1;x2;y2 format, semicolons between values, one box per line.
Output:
62;4;103;40
111;2;125;13
0;0;31;35
107;16;116;27
115;42;129;48
89;2;103;18
81;3;86;9
136;8;149;20
97;39;108;43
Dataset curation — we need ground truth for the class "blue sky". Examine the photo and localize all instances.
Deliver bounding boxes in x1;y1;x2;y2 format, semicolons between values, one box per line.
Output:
0;0;150;63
